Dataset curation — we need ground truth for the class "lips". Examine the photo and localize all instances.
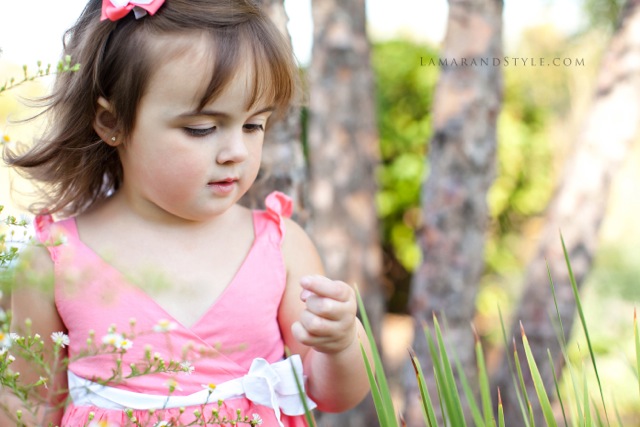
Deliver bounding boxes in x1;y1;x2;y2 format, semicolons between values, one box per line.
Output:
208;177;238;186
207;177;238;195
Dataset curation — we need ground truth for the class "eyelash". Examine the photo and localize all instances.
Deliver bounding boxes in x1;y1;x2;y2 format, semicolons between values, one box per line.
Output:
243;124;265;133
184;124;264;137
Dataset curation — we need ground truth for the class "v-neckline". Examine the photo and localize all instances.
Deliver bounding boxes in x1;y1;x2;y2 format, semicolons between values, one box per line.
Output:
67;213;259;331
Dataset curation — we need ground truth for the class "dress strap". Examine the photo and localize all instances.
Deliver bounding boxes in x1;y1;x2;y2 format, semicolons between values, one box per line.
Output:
34;214;66;263
255;191;293;245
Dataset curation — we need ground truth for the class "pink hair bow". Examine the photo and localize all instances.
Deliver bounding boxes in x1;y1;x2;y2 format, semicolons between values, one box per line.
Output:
101;0;165;21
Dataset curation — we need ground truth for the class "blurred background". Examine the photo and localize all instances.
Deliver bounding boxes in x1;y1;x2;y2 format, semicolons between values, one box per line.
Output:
2;0;639;425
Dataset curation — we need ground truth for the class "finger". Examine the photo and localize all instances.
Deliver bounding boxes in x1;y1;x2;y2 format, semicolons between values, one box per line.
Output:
291;320;342;348
305;294;347;320
299;310;334;336
300;275;353;302
300;289;314;302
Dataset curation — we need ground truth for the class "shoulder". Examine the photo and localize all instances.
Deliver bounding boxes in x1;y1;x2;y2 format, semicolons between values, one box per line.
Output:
281;217;323;274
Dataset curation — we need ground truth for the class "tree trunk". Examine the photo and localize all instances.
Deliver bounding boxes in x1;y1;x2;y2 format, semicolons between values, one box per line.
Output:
242;0;309;224
494;1;640;424
405;0;503;425
307;0;384;425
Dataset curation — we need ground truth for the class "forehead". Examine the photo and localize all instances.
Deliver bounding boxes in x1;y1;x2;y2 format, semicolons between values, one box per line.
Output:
142;32;260;112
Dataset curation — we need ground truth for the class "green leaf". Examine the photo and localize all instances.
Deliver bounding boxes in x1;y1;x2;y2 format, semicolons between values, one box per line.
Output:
560;234;609;425
547;349;568;427
635;309;640;401
433;316;466;426
355;286;398;426
521;324;556;427
409;349;438;427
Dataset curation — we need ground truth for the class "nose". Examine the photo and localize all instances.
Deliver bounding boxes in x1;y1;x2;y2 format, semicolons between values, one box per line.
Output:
216;129;248;164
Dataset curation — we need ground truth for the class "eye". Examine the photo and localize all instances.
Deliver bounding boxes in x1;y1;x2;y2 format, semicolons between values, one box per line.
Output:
243;124;265;133
184;126;216;137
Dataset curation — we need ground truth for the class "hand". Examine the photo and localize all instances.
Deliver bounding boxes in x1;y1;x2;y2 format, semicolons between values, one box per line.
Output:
291;275;358;355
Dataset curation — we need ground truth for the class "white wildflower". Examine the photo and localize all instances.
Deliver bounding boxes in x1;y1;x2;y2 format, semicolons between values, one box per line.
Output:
51;331;70;348
153;319;178;333
102;333;133;351
179;361;195;375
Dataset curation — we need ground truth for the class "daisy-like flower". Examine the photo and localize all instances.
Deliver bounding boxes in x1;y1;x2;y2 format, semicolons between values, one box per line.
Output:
165;378;182;393
202;383;217;393
102;333;133;351
88;421;118;427
0;331;18;349
153;319;178;333
154;422;170;427
251;413;263;426
179;361;195;375
51;331;70;348
118;337;133;350
102;333;121;346
0;130;10;145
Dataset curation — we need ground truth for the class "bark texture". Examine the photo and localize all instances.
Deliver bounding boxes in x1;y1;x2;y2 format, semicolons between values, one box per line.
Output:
405;1;503;425
494;1;640;424
308;0;384;425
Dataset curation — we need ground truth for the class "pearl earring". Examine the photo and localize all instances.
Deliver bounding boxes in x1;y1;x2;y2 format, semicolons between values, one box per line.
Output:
111;136;117;142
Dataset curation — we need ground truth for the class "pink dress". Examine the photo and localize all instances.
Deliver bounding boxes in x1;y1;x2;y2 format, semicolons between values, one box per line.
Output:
35;192;312;427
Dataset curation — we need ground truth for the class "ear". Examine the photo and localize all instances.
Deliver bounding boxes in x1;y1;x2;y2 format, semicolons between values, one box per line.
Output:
94;97;120;146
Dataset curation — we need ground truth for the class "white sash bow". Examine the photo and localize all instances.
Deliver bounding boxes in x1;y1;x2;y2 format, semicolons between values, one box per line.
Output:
68;355;316;427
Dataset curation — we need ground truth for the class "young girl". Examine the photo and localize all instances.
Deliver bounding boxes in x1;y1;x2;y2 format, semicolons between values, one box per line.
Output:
2;0;371;425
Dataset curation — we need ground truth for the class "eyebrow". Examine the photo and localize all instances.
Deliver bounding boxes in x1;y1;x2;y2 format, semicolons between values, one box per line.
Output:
179;106;275;119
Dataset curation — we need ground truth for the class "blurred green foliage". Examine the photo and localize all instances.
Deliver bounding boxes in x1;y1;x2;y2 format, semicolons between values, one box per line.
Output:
372;40;437;310
582;0;625;31
372;34;564;312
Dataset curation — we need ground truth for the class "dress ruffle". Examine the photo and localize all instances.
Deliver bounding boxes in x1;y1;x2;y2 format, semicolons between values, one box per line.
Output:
264;191;293;242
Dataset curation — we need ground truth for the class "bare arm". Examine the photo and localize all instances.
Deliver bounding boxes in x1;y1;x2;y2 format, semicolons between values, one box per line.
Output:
278;218;372;413
0;244;67;426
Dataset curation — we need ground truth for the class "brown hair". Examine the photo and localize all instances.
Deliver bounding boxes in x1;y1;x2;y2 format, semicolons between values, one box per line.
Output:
4;0;299;216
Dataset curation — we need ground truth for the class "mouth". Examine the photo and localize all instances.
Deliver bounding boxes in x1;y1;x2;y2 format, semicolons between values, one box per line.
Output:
207;177;238;194
208;177;238;185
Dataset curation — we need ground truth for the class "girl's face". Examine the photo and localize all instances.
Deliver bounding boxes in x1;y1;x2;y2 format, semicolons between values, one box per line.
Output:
117;35;272;223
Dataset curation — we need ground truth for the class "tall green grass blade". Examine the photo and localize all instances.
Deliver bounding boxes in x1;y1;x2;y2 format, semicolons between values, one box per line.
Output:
547;349;568;426
521;324;557;427
359;341;393;426
473;327;494;427
548;261;568;348
592;397;604;427
452;349;485;427
560;234;609;425
355;286;397;426
423;322;453;426
512;339;534;427
612;394;624;427
285;346;316;427
433;316;466;426
635;309;640;400
409;349;438;427
583;368;592;427
498;307;530;426
497;389;505;427
434;373;451;427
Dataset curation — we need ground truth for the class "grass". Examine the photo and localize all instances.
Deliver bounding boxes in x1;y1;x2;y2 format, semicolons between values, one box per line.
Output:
355;235;639;426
